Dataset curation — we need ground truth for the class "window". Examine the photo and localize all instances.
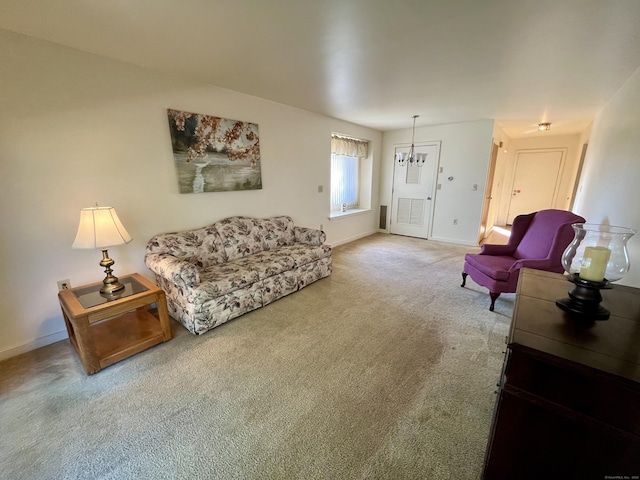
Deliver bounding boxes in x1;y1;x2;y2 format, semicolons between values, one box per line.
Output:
330;134;370;215
331;153;359;211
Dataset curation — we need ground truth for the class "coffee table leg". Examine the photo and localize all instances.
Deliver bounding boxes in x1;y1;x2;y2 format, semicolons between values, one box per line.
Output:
156;292;172;341
71;315;101;375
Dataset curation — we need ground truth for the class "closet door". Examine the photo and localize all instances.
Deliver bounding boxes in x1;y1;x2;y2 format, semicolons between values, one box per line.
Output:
507;149;565;224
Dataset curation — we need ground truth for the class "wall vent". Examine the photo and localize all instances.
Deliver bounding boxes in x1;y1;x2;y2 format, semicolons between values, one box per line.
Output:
379;205;388;229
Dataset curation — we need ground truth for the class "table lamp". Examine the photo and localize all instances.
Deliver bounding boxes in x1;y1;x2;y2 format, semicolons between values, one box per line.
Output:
556;223;635;320
72;206;133;295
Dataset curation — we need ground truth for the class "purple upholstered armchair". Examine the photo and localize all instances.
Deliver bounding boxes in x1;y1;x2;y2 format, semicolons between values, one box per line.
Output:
461;209;586;311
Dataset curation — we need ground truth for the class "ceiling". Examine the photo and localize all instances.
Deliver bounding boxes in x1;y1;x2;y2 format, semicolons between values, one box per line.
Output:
1;0;639;137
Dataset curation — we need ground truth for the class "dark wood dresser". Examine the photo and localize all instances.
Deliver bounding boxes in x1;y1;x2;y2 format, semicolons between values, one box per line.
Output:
483;268;640;480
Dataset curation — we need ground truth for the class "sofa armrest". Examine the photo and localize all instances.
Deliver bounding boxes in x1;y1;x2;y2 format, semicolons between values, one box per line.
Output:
144;253;200;288
294;226;326;246
509;258;554;273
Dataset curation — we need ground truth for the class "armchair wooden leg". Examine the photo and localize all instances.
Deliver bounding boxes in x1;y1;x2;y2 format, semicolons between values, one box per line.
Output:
461;272;468;288
489;292;500;311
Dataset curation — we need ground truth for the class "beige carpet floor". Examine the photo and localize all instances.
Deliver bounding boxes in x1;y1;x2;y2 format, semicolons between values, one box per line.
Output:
0;233;514;479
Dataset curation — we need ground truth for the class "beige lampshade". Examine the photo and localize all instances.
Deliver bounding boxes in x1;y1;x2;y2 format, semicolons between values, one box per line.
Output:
72;206;133;249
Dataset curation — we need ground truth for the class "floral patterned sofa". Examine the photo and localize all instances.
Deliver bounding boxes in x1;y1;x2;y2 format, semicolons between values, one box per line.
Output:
145;216;332;334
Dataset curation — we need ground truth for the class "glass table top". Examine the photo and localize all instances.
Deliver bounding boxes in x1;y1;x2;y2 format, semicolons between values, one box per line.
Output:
73;276;148;309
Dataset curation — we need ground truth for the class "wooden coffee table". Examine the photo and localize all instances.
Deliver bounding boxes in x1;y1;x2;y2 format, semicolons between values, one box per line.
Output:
58;273;172;375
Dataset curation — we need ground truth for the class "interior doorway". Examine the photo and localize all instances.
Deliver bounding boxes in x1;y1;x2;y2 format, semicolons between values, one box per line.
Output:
481;225;511;245
390;142;440;239
478;143;499;243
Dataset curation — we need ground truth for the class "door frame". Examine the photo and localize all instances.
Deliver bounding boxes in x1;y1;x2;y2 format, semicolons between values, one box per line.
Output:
479;143;499;243
569;143;588;211
390;141;441;239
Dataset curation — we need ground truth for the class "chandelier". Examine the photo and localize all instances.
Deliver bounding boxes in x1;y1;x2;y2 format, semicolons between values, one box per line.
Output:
396;115;427;167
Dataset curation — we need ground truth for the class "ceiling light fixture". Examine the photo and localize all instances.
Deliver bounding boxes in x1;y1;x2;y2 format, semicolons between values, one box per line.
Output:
538;122;551;131
396;115;427;167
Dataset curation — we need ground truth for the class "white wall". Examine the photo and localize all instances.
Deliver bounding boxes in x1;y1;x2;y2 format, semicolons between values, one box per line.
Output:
494;134;582;226
380;120;495;245
0;30;382;358
572;67;640;288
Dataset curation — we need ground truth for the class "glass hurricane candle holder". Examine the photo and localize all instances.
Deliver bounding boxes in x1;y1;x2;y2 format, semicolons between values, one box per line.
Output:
556;223;635;320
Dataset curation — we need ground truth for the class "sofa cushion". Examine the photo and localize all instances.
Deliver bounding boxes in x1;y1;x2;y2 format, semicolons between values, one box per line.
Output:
464;253;514;281
194;224;229;267
246;250;297;280
215;217;264;262
276;244;332;267
198;258;261;296
256;216;295;249
513;214;554;260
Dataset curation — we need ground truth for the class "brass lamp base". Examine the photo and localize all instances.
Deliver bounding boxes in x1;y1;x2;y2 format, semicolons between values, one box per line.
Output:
99;248;125;295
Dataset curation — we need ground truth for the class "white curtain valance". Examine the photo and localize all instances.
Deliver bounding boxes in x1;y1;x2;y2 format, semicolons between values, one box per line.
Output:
331;135;369;158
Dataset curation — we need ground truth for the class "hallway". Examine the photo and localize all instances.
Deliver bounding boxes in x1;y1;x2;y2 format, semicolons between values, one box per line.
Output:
481;225;511;245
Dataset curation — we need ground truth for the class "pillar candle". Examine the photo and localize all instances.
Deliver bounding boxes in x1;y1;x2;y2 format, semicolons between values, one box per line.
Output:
579;246;611;282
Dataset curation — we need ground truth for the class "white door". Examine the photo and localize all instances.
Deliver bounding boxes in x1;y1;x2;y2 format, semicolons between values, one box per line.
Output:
390;143;440;238
507;149;565;224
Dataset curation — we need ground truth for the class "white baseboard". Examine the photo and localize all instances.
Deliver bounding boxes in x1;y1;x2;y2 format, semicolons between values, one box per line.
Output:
429;236;479;247
0;330;69;362
331;230;379;247
375;231;478;247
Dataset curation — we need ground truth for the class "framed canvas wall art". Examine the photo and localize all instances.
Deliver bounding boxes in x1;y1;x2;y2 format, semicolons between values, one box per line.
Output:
167;109;262;194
